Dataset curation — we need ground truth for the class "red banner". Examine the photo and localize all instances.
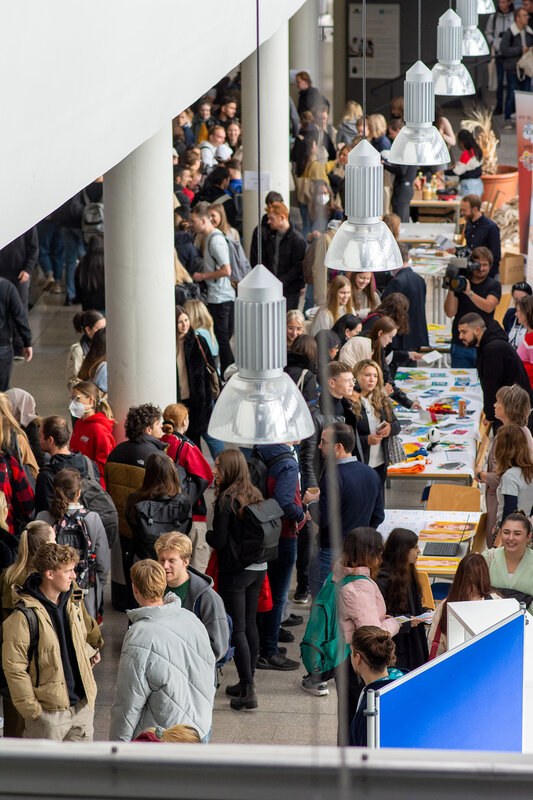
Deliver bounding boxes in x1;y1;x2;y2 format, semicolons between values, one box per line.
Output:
516;91;533;256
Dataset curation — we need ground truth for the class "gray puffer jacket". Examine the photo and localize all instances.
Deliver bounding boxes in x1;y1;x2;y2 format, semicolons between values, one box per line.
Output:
109;593;216;741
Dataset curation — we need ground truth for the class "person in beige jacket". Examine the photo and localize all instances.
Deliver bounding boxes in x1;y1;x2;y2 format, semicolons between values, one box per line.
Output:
1;542;103;741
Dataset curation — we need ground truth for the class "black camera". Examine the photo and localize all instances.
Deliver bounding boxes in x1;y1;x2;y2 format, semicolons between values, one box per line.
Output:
442;257;481;293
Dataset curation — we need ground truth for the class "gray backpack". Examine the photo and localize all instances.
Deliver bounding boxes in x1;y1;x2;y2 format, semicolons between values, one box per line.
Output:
208;230;251;284
82;189;104;243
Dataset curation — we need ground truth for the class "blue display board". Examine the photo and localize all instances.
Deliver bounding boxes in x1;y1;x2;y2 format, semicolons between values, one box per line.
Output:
377;613;524;751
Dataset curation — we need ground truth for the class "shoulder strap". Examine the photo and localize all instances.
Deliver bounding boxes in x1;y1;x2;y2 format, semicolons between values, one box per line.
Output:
82;455;99;483
296;369;309;391
196;334;209;365
266;452;294;470
338;574;372;588
82;189;90;205
14;605;40;687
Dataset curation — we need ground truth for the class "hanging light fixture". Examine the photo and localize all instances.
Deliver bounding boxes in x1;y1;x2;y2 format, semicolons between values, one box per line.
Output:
388;62;449;166
207;0;313;444
324;0;402;273
477;0;495;13
207;266;314;444
432;9;475;96
457;0;489;56
324;138;402;272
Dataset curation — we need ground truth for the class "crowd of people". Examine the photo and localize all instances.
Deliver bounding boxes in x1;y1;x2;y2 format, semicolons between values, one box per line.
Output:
0;58;531;751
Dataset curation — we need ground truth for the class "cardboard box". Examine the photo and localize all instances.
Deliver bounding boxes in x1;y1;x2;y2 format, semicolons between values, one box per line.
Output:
499;253;524;285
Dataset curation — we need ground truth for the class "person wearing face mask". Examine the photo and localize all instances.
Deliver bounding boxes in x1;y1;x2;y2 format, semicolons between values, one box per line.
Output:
307;181;342;241
69;382;115;488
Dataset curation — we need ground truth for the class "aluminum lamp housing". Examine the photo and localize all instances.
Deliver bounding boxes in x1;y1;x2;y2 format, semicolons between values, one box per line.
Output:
207;265;314;445
457;0;489;56
431;9;475;96
388;61;449;167
324;138;402;273
478;0;495;13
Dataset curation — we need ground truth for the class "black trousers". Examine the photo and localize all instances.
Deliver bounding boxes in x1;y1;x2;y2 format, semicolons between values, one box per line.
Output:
208;300;234;376
391;185;414;223
335;656;364;745
285;290;301;312
12;280;29;356
219;569;266;684
0;345;13;391
296;519;313;592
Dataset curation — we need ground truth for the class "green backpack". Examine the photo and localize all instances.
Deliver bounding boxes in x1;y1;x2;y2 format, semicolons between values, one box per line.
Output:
300;573;371;674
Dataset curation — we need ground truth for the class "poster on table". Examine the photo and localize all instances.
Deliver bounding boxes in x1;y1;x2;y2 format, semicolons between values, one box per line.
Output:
347;4;400;80
515;91;533;276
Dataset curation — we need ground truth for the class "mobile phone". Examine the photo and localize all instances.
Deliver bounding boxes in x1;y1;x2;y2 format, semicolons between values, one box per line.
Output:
376;421;387;432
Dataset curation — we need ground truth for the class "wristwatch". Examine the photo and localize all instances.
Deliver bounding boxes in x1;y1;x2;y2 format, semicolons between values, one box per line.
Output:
469;290;474;297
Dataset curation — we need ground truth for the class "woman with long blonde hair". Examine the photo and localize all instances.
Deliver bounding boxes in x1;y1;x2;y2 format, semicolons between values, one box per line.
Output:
351;359;400;488
0;392;39;479
336;100;363;147
369;114;391;152
183;298;219;361
1;519;56;615
494;424;533;526
209;203;240;243
311;275;355;335
349;273;380;319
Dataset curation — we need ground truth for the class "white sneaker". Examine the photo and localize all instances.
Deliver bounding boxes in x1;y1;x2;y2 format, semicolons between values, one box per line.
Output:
301;674;329;696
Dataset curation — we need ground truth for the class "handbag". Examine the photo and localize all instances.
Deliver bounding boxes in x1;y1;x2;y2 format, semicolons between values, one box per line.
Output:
295;176;315;206
196;335;220;401
517;48;533;80
387;434;407;466
429;624;441;661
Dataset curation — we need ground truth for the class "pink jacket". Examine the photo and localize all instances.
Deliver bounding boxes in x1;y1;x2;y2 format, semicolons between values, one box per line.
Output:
332;561;400;644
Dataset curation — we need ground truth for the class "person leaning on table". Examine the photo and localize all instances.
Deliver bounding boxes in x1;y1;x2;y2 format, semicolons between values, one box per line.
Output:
482;512;533;613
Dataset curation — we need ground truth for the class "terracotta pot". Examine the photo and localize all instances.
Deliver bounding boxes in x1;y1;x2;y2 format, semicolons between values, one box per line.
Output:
481;165;519;207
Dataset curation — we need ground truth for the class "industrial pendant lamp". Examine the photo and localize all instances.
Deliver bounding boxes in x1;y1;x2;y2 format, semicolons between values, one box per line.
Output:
432;9;475;96
388;62;449;166
324;0;402;273
207;0;314;444
457;0;489;56
477;0;495;13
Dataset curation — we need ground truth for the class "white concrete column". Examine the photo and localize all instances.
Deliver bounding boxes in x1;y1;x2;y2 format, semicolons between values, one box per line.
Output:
103;126;176;440
289;0;321;86
242;22;290;258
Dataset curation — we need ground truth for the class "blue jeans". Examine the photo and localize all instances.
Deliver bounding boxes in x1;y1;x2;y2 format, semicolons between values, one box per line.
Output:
258;537;297;656
201;431;225;460
505;72;531;120
61;227;85;299
303;283;315;313
309;546;334;599
450;342;477;369
37;220;64;279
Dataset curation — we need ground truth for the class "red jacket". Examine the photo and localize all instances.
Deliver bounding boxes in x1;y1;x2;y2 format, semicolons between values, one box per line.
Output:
70;414;116;486
161;432;213;521
0;454;34;534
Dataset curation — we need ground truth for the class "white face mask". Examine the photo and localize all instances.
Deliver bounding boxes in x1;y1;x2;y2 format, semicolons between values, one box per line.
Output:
318;194;330;206
69;400;86;419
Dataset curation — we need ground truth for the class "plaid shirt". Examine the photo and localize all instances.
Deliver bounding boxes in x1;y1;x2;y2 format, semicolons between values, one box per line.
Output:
0;454;35;534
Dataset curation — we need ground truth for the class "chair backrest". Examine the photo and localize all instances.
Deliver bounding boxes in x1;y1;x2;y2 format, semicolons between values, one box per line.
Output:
426;484;481;512
416;569;435;610
494;293;511;326
470;512;488;553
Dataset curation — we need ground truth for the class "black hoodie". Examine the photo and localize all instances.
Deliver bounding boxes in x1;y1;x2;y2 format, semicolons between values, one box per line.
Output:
22;573;84;706
285;350;318;405
477;320;533;423
34;451;95;514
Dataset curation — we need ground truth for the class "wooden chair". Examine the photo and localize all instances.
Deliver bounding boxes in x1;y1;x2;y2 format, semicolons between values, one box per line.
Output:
416;569;436;610
426;484;481;512
494;293;511;326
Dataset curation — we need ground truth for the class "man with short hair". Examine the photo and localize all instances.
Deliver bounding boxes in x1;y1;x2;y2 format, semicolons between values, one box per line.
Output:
383;120;418;222
216;96;238;128
109;559;215;742
500;7;533;127
250;191;284;267
192;165;238;229
155;531;229;663
199;125;227;173
444;245;502;368
458;312;533;428
382;242;429;356
2;542;103;741
454;195;501;277
485;0;515;115
263;202;306;310
0;227;38;356
313;104;337;163
35;415;97;512
0;276;32;390
190;204;235;374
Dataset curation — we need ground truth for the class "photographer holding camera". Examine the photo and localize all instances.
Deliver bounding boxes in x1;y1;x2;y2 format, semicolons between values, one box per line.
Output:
444;246;501;368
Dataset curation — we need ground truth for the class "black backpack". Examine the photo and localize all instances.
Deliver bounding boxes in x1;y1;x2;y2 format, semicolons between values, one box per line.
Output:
0;605;39;697
133;494;193;560
247;448;294;497
230;498;284;568
55;508;96;591
80;456;119;548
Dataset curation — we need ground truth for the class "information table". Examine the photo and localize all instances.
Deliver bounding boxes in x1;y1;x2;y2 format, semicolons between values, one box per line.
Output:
387;368;482;484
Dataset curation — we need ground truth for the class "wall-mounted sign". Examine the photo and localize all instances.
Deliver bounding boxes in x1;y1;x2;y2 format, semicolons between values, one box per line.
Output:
348;3;400;80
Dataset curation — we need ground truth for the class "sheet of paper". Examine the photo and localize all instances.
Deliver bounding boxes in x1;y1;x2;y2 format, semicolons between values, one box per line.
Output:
421;350;442;364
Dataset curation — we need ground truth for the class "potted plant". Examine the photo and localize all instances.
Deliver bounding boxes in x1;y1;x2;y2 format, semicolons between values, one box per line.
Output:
461;107;518;207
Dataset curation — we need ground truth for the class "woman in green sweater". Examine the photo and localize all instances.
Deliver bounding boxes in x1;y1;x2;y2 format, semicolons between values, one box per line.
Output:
483;512;533;613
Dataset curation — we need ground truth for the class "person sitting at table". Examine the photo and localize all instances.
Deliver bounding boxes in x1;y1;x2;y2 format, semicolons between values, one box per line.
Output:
516;295;533;390
369;317;421;410
448;195;501;278
445;129;483;197
483;512;533;613
504;282;532;350
477;384;533;543
428;553;496;659
331;314;362;347
348;626;403;747
351;359;401;490
493;424;533;528
376;528;429;671
310;275;355;336
457;313;533;429
349;272;380;320
381;243;429;361
445;247;502;369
